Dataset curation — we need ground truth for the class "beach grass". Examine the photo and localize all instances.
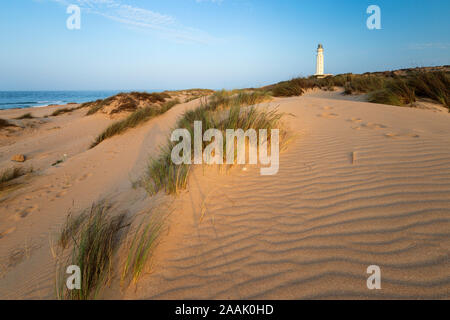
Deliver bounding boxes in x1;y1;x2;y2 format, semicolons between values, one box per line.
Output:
56;202;126;300
85;92;172;116
14;113;34;119
90;99;180;148
144;91;286;195
121;213;164;286
272;70;449;110
0;118;16;129
270;78;317;97
410;71;449;109
0;166;32;192
51;108;73;116
368;78;416;106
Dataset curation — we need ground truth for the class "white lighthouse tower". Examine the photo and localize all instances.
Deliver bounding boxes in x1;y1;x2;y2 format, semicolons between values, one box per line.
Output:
315;43;324;76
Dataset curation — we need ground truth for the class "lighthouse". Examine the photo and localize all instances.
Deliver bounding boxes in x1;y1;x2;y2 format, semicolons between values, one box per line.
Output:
315;44;324;76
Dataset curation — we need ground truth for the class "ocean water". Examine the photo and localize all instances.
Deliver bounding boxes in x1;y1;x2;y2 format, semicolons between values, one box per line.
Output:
0;91;124;110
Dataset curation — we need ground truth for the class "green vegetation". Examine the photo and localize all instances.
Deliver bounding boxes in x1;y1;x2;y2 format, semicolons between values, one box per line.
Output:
90;99;181;148
14;113;34;119
51;108;73;116
368;78;415;106
121;214;163;285
269;78;317;97
84;99;106;116
56;202;126;300
0;166;27;186
410;71;449;108
0;118;16;129
56;202;166;298
58;211;88;249
143;90;285;195
84;91;172;116
0;166;33;192
263;69;449;110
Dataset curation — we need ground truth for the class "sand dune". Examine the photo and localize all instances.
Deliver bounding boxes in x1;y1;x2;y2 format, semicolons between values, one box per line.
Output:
0;91;449;299
124;93;450;299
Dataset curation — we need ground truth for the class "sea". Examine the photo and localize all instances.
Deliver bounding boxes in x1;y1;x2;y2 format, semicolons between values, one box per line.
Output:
0;91;127;110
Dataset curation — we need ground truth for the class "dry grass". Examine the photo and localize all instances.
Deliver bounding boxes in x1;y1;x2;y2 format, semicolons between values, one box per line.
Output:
90;99;180;148
85;92;172;116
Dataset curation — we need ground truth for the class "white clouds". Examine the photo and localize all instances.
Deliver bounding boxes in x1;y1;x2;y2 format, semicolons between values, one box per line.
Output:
50;0;217;43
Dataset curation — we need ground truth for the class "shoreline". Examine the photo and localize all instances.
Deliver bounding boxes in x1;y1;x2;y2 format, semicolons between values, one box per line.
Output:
0;102;79;111
0;103;82;119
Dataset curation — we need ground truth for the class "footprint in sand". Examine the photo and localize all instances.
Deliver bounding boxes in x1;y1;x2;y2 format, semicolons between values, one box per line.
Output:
55;190;68;198
385;132;399;138
384;132;420;139
361;122;387;130
13;205;39;220
323;106;333;110
317;112;339;119
77;172;93;182
347;117;363;123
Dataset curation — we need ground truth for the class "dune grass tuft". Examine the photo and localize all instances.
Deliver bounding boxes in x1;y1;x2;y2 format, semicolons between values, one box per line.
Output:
265;69;449;110
270;78;317;97
0;166;32;192
342;75;386;94
56;202;126;300
85;92;173;116
58;211;88;249
90;99;180;148
14;113;34;120
84;99;106;116
409;71;449;109
51;108;73;116
0;118;16;129
144;91;287;195
368;78;416;106
121;214;164;286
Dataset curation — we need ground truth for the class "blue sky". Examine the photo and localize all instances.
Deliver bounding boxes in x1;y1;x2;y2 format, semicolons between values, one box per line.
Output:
0;0;449;90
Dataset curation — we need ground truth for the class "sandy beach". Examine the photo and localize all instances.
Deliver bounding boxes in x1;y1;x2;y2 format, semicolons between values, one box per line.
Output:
0;89;449;299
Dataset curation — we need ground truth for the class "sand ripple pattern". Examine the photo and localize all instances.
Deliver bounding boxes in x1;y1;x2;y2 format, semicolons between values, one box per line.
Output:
137;99;450;300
